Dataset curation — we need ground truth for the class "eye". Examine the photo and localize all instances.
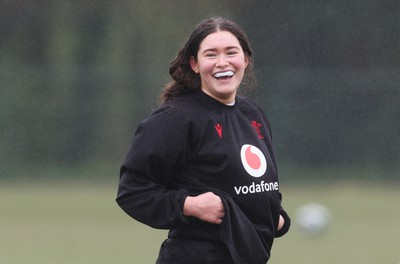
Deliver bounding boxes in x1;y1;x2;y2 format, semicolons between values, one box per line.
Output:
227;50;239;56
205;53;217;58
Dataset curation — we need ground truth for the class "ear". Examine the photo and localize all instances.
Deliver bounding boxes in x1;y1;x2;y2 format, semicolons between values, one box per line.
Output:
190;56;199;73
244;53;250;69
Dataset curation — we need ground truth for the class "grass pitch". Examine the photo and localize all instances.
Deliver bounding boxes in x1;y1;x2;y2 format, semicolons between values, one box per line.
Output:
0;180;399;264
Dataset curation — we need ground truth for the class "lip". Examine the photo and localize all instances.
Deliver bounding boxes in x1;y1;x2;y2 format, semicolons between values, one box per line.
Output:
213;70;235;79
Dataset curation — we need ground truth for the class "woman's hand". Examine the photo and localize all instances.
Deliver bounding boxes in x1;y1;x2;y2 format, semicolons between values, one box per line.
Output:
183;192;225;224
277;214;285;231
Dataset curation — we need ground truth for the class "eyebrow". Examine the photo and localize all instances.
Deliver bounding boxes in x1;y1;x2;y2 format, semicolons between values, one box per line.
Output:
201;46;240;54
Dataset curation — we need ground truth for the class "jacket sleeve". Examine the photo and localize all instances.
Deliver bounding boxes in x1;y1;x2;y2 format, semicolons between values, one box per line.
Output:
116;107;190;229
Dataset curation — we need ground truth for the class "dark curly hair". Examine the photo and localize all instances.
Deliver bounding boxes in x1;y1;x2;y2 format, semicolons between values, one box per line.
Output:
160;17;256;103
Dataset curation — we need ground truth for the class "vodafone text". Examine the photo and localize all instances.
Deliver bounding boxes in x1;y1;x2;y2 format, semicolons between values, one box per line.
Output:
234;181;279;195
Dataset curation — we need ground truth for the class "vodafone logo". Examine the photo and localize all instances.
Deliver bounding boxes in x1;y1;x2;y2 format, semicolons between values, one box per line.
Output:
235;145;277;195
240;144;267;177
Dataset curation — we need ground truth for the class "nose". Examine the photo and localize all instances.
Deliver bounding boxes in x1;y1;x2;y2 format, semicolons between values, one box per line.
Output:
216;55;229;68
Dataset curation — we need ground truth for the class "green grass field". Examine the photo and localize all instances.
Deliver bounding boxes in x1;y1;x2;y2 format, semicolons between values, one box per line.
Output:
1;180;399;264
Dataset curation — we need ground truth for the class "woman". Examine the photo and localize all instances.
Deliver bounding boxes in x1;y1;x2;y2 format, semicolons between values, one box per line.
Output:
117;17;290;264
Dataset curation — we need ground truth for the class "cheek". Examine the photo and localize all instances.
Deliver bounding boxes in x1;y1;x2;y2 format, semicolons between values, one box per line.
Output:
198;61;214;74
232;57;247;70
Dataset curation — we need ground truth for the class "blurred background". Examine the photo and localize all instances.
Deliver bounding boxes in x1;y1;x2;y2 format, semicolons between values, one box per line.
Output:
1;0;399;263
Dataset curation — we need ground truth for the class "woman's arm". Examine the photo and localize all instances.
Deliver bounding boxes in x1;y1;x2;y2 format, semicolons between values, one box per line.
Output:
117;167;190;229
116;108;192;229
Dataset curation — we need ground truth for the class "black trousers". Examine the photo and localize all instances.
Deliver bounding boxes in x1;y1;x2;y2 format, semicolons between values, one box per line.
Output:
155;236;233;264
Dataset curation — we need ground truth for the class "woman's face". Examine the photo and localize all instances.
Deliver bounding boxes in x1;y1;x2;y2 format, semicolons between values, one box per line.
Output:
190;30;249;104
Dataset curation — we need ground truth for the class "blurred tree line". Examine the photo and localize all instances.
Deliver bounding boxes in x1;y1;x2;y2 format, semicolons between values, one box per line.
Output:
1;0;399;180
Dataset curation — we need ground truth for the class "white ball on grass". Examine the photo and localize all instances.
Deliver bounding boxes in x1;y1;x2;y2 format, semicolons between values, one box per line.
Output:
295;203;332;236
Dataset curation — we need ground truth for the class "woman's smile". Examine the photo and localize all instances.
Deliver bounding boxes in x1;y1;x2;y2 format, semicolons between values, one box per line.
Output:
213;70;235;79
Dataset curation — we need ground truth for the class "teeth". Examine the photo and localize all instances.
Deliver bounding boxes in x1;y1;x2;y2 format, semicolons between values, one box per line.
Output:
214;71;234;78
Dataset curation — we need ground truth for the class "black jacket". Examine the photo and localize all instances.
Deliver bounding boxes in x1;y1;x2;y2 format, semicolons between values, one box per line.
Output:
117;91;290;263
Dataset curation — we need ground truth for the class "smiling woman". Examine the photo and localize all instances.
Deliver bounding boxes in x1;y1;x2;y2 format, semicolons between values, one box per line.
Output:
116;16;290;264
189;30;249;104
160;16;255;103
